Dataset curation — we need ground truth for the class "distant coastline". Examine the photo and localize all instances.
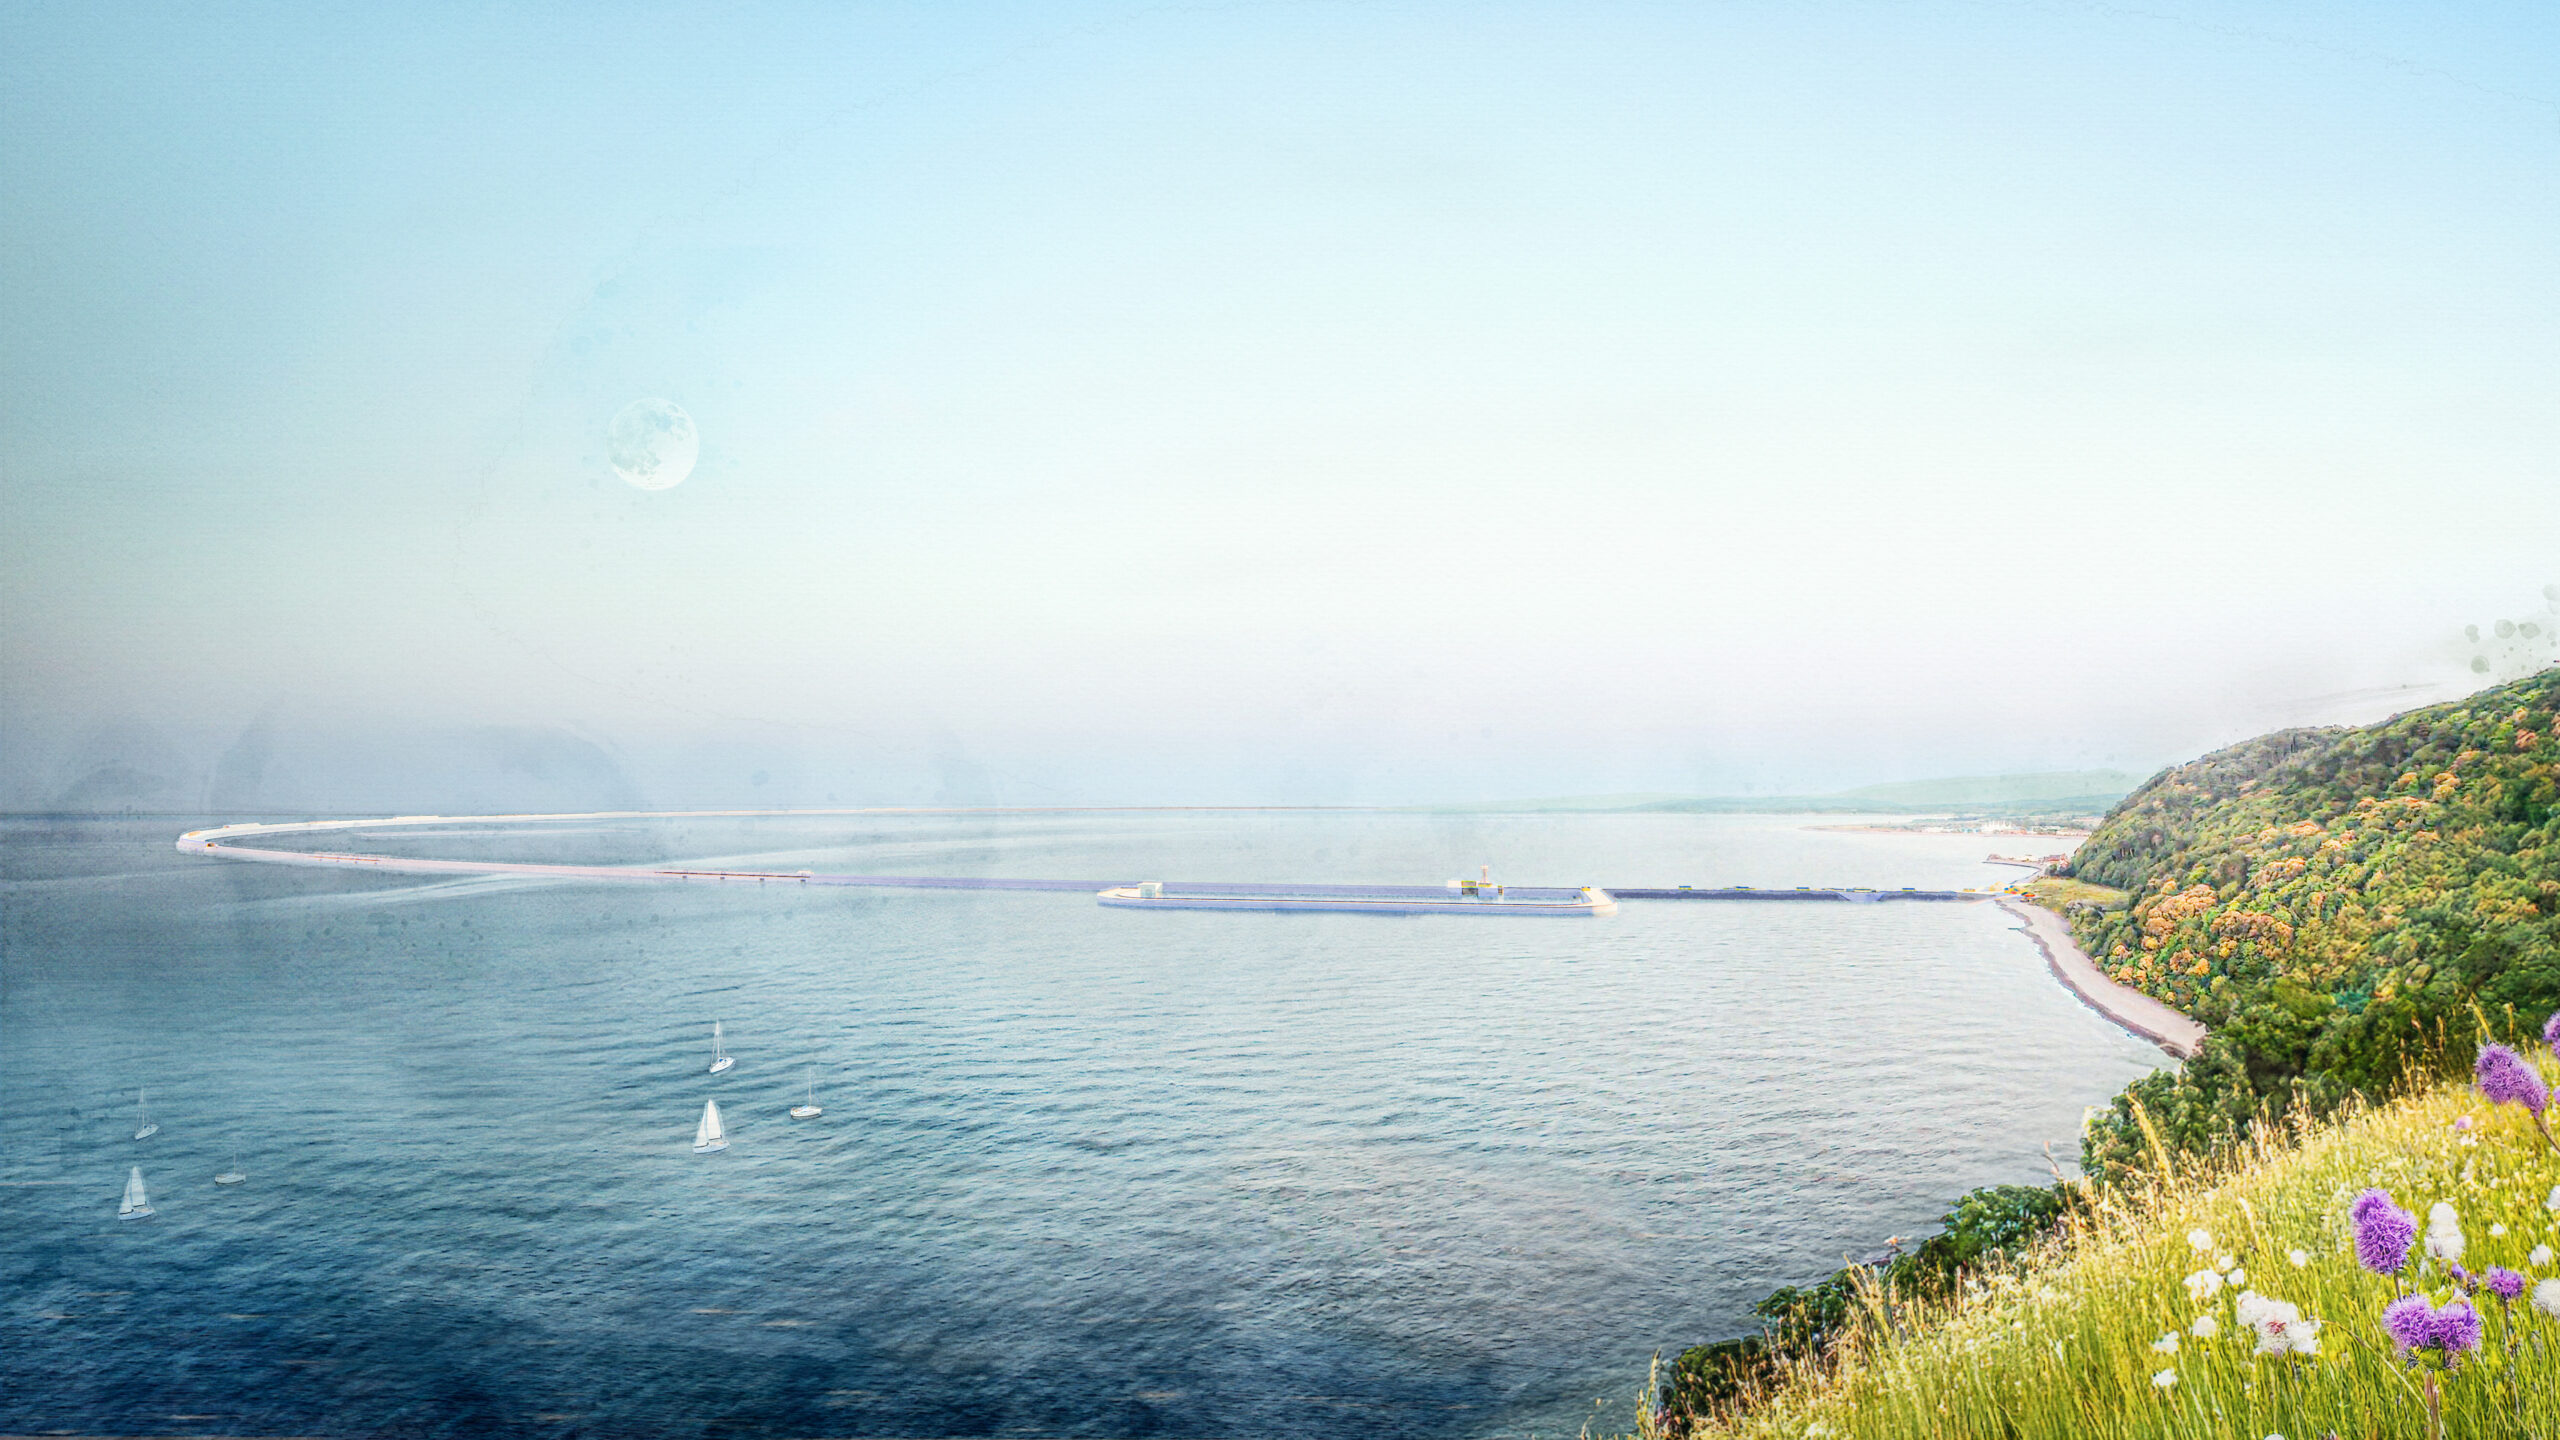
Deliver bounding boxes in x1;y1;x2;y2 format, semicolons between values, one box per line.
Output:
1407;767;2135;820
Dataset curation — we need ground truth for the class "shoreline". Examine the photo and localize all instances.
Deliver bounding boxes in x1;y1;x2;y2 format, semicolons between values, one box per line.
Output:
1996;896;2205;1060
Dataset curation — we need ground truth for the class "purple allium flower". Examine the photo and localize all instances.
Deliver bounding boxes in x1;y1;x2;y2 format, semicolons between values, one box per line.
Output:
2483;1266;2527;1302
2453;1114;2473;1132
2546;1009;2560;1056
2352;1190;2418;1276
2431;1298;2483;1355
2382;1294;2436;1351
2477;1044;2549;1115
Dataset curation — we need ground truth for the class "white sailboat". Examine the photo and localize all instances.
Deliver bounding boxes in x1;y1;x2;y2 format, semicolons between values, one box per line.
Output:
708;1020;734;1075
132;1088;158;1141
118;1166;153;1220
214;1145;246;1186
693;1099;728;1154
789;1070;823;1120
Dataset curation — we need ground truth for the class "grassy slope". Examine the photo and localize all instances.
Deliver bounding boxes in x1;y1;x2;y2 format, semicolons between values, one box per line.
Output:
1683;1070;2560;1439
2019;876;2133;912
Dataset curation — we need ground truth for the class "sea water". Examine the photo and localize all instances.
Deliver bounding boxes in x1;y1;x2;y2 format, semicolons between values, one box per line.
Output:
0;812;2164;1437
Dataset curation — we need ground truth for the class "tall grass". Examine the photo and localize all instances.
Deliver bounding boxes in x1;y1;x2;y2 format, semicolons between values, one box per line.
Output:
1649;1054;2560;1440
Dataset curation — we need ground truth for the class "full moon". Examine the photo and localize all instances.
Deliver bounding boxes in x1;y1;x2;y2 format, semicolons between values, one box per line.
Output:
607;398;699;491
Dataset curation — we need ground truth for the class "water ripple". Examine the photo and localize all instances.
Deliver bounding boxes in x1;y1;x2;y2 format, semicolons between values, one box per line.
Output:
0;813;2160;1438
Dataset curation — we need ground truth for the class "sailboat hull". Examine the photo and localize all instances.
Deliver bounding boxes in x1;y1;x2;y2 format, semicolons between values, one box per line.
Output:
215;1173;245;1185
133;1125;158;1140
117;1207;153;1220
789;1105;822;1119
693;1139;728;1154
709;1057;734;1074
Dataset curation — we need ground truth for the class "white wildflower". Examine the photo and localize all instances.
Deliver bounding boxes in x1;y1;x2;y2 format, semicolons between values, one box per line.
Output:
2532;1244;2554;1267
2185;1268;2225;1303
2546;1184;2560;1212
2190;1313;2219;1338
2537;1279;2560;1320
2152;1333;2179;1353
2215;1252;2236;1272
2188;1228;2214;1252
2152;1367;2177;1390
2227;1266;2246;1286
2287;1248;2309;1268
2236;1292;2319;1357
2490;1223;2507;1237
2426;1202;2466;1265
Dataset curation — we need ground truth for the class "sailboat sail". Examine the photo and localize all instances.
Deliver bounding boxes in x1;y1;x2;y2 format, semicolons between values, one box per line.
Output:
118;1166;152;1219
133;1088;157;1140
694;1099;727;1153
709;1021;733;1073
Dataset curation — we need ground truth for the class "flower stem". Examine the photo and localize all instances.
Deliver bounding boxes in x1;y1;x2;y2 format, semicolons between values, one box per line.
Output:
2505;1297;2539;1439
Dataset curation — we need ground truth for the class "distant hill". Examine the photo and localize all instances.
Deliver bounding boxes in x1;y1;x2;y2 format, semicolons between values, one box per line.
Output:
1825;769;2143;808
1433;769;2140;817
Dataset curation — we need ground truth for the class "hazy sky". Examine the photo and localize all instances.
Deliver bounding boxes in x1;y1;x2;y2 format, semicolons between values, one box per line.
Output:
3;2;2554;809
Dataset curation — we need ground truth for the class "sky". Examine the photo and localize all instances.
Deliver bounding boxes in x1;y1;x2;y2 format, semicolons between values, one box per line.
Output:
2;1;2554;812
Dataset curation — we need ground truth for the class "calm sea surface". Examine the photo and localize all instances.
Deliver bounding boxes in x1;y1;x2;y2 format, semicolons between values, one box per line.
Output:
0;812;2164;1438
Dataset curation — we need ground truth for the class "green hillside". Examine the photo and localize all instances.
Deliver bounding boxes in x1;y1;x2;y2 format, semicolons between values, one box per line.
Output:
2069;668;2560;1179
1655;670;2560;1429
